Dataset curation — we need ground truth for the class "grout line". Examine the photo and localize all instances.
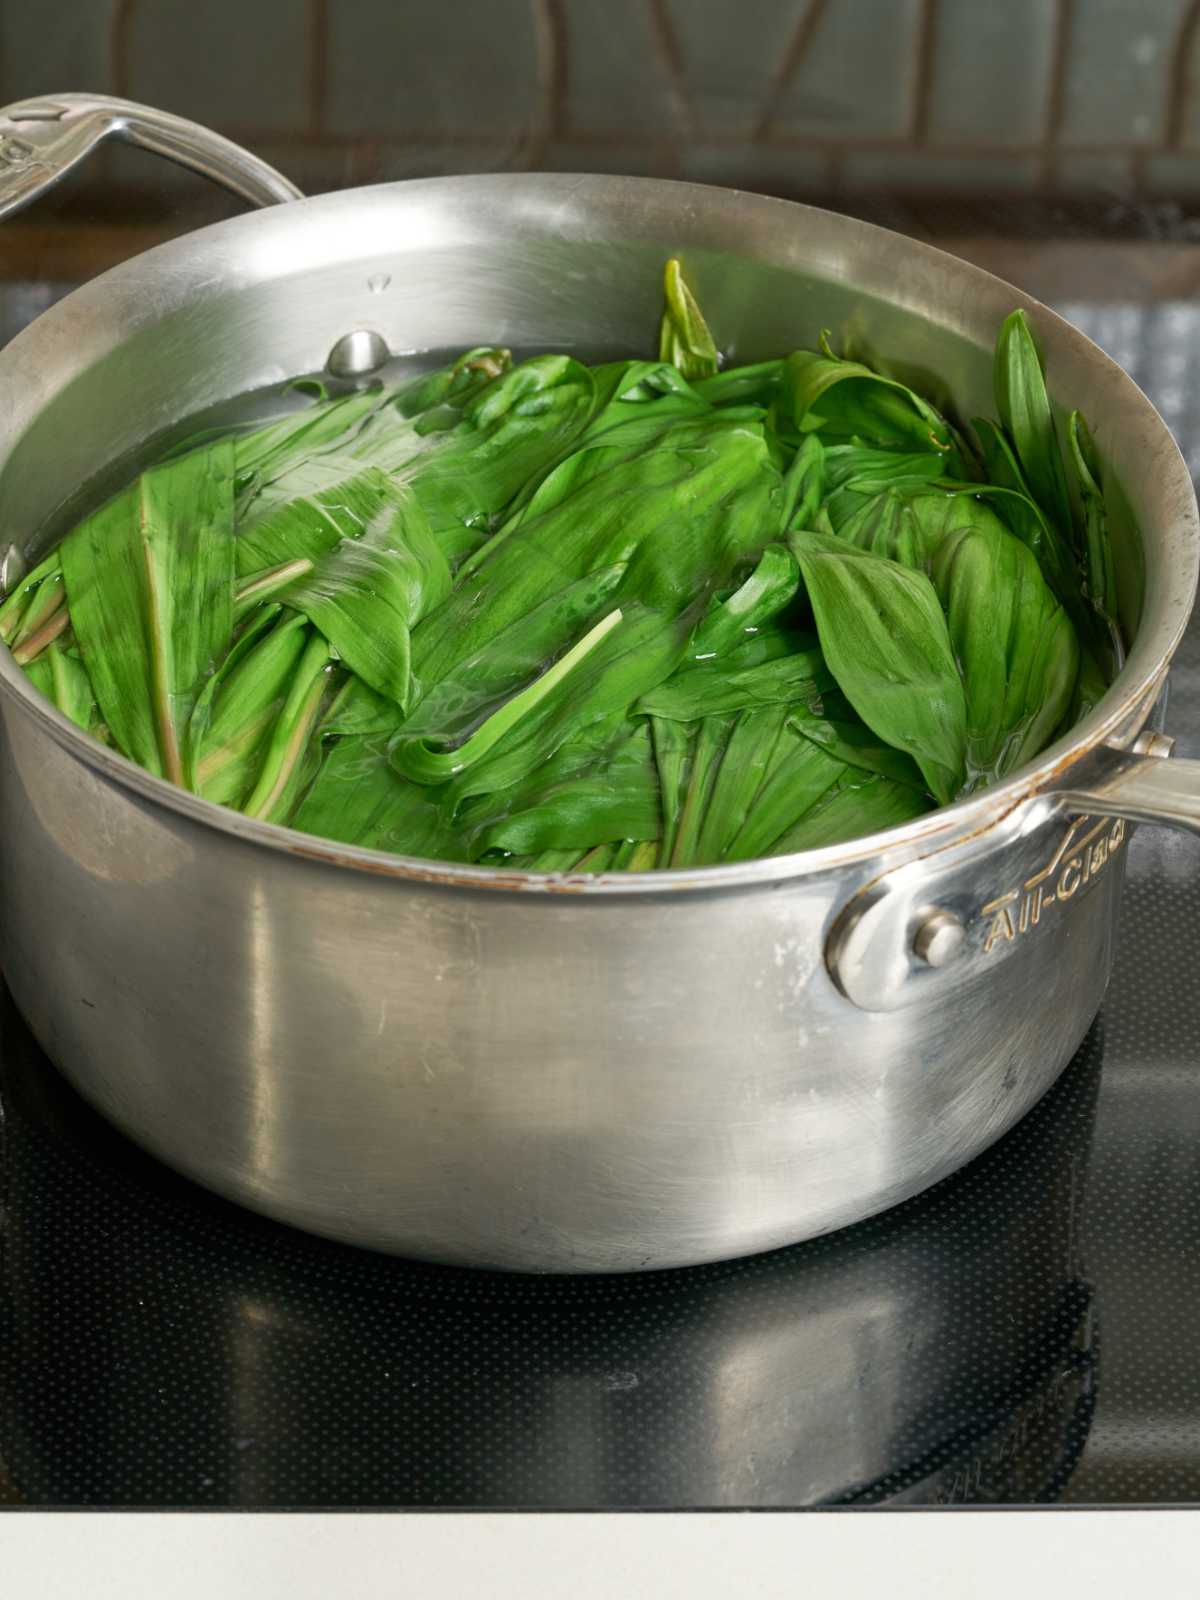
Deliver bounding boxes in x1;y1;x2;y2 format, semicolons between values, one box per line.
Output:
529;0;566;162
308;0;329;137
911;0;939;143
753;0;829;142
646;0;695;139
1041;0;1074;192
110;0;137;99
538;0;570;140
1166;0;1200;147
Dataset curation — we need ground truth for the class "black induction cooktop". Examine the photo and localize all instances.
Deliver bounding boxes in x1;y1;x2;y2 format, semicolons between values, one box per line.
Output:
1;281;1200;1512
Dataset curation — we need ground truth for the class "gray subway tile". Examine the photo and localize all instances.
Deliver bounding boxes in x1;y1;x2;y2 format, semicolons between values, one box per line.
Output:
0;0;116;102
769;0;923;141
561;0;686;139
666;0;807;139
1060;0;1187;146
563;0;684;139
927;0;1054;146
327;0;540;139
126;0;307;132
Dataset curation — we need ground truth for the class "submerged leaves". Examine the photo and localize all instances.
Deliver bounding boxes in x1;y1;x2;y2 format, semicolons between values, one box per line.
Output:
5;265;1123;871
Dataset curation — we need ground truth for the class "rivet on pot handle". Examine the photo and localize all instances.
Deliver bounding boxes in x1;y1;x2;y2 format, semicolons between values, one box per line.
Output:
0;93;302;220
827;735;1195;1013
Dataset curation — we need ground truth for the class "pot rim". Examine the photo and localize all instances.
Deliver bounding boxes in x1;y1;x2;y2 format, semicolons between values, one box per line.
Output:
0;174;1195;895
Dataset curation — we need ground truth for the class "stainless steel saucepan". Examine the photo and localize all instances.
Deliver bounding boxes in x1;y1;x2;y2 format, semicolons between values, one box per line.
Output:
0;95;1195;1273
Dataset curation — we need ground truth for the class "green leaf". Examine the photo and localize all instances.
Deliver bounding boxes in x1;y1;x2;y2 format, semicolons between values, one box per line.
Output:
188;608;313;807
658;258;719;380
61;441;236;784
573;842;621;873
767;770;932;855
233;557;315;620
242;629;336;823
693;360;782;409
435;605;686;816
392;608;626;785
929;522;1079;787
781;345;964;469
279;481;451;710
669;713;737;867
693;704;791;864
410;410;781;694
235;457;398;577
403;564;628;744
233;389;387;495
321;672;407;738
688;543;801;662
230;347;508;499
822;444;953;495
1067;409;1122;667
1069;643;1110;726
291;733;465;860
467;723;660;859
834;488;929;567
790;528;967;804
0;550;60;644
376;355;600;566
499;847;584;873
27;635;102;734
777;434;825;534
722;726;848;863
788;691;927;790
971;418;1077;601
637;642;830;721
993;309;1073;540
651;715;694;868
610;838;660;872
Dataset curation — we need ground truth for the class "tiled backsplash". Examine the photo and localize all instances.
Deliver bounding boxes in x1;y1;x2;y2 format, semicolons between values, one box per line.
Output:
4;0;1200;203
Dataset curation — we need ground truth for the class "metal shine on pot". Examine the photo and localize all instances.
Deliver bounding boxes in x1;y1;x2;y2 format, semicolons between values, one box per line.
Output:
0;96;1196;1272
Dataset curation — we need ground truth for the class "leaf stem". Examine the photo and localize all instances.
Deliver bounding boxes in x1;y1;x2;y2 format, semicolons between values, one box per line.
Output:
12;603;71;666
393;608;624;785
242;632;333;822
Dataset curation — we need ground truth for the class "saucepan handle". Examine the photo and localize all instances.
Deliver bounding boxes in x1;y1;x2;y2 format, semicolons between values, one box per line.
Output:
825;729;1195;1013
0;93;302;220
1053;733;1200;835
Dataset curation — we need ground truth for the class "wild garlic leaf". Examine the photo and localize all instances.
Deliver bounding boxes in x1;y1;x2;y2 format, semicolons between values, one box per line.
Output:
993;310;1074;541
929;522;1079;788
658;258;719;381
781;344;964;471
1067;409;1123;670
279;482;451;711
61;441;235;784
790;528;967;805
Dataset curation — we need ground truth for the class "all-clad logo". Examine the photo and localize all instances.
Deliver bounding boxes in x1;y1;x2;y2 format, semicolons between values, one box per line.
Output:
981;814;1127;955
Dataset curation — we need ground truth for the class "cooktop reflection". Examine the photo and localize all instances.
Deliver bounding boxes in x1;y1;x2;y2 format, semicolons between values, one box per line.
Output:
3;855;1198;1513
